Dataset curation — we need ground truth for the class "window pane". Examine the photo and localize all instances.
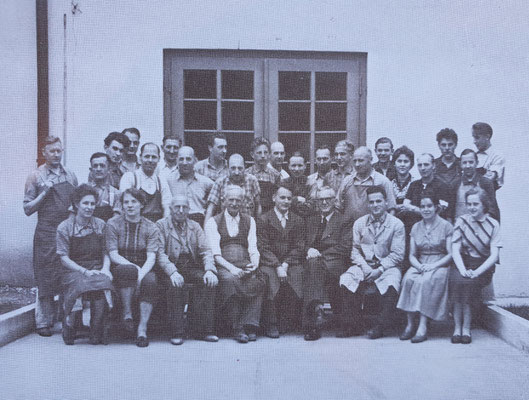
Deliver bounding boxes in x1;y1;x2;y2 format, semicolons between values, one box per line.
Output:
224;132;255;163
184;70;216;99
184;131;211;161
279;102;310;131
222;70;254;99
184;100;217;130
222;101;254;131
279;132;310;163
315;103;347;131
315;72;347;100
315;132;347;154
279;71;310;100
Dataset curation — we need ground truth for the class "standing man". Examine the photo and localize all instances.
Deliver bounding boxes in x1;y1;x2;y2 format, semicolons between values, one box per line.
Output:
303;186;352;341
307;145;332;199
324;140;355;193
121;127;141;173
158;135;182;184
194;132;229;182
206;154;261;220
472;122;505;190
269;141;289;180
102;131;131;188
24;136;78;336
246;137;281;213
88;152;120;221
339;186;405;339
336;147;396;228
167;146;214;227
434;128;461;190
205;185;265;343
157;195;219;345
281;152;313;218
373;137;397;181
257;185;305;338
120;143;171;222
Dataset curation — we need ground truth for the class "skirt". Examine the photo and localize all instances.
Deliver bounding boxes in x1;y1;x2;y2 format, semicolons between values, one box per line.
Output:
449;255;493;304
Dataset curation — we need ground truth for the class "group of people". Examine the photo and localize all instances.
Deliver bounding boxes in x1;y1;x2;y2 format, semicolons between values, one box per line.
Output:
23;122;504;347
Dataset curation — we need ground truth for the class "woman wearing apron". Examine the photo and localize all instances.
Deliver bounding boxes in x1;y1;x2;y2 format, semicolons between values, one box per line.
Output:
23;137;77;337
56;185;114;345
450;187;501;344
106;188;160;347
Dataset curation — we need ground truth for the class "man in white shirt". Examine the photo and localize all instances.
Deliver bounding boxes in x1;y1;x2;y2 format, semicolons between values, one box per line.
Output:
269;141;289;180
472;122;505;190
157;135;182;184
120;143;171;222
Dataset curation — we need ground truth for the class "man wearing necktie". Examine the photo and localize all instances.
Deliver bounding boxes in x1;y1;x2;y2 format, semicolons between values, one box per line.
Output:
339;185;405;339
257;184;305;338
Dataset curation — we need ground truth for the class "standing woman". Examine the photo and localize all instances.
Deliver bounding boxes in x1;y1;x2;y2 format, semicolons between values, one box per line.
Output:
106;188;160;347
397;192;453;343
450;188;501;344
23;136;78;337
391;146;415;206
56;184;114;345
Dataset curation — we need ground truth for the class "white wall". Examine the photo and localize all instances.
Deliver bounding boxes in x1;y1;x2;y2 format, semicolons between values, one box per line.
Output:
0;0;38;285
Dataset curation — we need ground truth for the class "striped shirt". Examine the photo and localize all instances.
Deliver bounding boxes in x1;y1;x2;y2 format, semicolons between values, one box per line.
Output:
452;214;502;259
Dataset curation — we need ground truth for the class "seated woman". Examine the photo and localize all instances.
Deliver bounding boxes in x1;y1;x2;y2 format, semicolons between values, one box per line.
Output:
56;184;114;345
106;188;160;347
397;192;453;343
450;187;501;344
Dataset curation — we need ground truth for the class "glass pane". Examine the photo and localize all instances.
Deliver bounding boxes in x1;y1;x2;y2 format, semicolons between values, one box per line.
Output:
184;100;217;130
222;70;254;99
315;103;347;131
224;132;255;163
279;71;310;100
184;131;211;161
315;132;347;154
279;132;310;164
279;102;310;131
316;72;347;100
222;101;254;131
184;70;216;99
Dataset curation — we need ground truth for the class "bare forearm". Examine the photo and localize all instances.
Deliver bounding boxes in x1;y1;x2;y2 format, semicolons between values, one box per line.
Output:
60;256;87;274
23;190;49;216
140;253;156;274
109;250;134;266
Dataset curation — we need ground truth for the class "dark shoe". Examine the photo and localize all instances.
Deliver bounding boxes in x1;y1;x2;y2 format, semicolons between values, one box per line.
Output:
411;334;428;344
235;332;249;343
123;317;134;333
36;327;52;337
202;334;219;343
461;335;472;344
62;325;75;345
266;326;280;339
304;329;321;341
399;326;415;341
451;335;462;344
136;336;149;347
314;305;325;328
170;337;184;346
367;325;384;340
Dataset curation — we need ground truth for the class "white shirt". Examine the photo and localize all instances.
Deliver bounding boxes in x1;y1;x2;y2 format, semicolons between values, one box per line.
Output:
157;162;178;185
204;209;259;267
274;207;289;228
476;145;505;188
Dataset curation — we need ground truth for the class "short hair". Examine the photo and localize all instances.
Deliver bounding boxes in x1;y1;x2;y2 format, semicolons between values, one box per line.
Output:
90;152;110;164
251;137;271;153
122;127;140;138
41;136;61;150
418;153;435;164
121;187;146;206
335;140;355;155
436;128;458;144
140;142;160;156
274;183;293;196
162;135;182;146
104;132;130;148
472;122;493;138
465;187;491;214
290;151;305;161
392;145;415;168
375;137;394;149
460;148;478;162
70;184;99;212
366;185;387;199
315;143;331;152
208;132;227;147
419;189;440;207
315;185;336;198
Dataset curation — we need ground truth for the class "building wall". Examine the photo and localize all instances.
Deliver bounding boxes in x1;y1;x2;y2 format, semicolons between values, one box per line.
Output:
4;0;529;296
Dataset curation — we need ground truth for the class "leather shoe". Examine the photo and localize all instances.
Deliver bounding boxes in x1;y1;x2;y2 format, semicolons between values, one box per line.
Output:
136;336;149;347
202;334;219;343
304;329;321;341
247;333;257;342
367;325;384;340
235;332;249;343
399;326;415;341
266;326;280;339
123;317;134;333
62;325;75;345
461;335;472;344
36;327;52;337
170;337;184;345
411;334;427;343
451;335;462;344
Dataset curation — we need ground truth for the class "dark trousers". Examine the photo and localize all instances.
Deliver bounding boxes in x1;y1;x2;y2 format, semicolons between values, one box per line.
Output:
225;294;263;332
164;268;216;337
341;283;398;330
263;284;302;332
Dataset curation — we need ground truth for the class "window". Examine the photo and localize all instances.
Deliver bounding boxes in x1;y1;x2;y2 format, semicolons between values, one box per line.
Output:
164;50;366;171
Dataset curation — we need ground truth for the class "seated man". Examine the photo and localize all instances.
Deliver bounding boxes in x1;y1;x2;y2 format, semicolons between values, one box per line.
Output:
257;184;304;338
157;195;219;345
205;185;266;343
339;186;405;339
303;186;352;341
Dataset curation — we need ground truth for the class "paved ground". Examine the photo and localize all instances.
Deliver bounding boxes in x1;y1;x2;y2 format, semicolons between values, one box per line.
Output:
2;325;529;400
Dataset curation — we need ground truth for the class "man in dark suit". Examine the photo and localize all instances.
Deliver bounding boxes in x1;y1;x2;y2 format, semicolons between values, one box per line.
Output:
257;184;305;338
303;186;352;341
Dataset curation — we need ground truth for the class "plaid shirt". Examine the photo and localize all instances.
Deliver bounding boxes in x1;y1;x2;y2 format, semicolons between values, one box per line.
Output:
323;166;354;193
207;174;261;216
245;164;281;184
194;158;229;182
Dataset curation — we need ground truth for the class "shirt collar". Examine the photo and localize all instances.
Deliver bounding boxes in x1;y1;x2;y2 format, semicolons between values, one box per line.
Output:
323;211;334;222
368;212;387;226
45;163;66;176
274;207;289;222
224;208;240;223
462;172;479;185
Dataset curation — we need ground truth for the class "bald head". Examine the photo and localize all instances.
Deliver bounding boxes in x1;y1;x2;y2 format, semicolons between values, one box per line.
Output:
228;153;245;183
270;141;286;170
170;194;190;223
352;146;373;177
177;145;196;177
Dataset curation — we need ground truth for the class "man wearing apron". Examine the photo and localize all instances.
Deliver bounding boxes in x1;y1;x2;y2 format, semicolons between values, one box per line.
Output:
120;142;171;223
24;136;78;336
88;152;120;221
